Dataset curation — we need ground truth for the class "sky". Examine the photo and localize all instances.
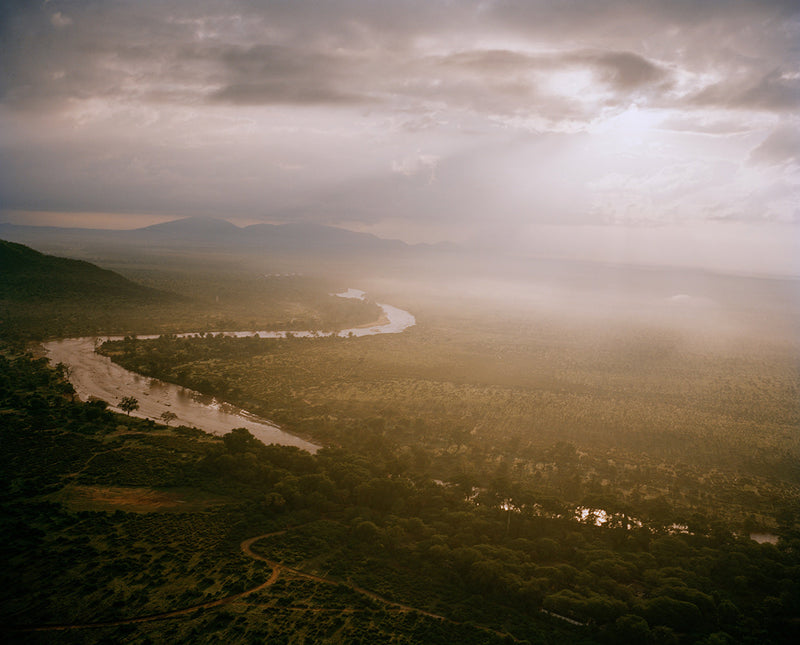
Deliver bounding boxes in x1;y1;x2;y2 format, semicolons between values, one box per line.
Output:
1;0;798;275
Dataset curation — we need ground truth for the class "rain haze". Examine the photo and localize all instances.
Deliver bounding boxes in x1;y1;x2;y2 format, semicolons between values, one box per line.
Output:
3;4;800;642
1;0;798;276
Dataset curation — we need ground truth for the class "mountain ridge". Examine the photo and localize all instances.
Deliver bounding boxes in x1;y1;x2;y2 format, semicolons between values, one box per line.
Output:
0;217;429;256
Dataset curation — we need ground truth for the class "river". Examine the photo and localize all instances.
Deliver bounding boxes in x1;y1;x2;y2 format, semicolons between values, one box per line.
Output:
43;291;415;454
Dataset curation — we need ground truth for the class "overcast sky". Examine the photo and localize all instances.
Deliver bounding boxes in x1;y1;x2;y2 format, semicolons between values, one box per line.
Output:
1;1;798;275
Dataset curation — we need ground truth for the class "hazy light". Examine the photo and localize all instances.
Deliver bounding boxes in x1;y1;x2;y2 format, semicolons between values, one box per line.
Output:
0;1;797;276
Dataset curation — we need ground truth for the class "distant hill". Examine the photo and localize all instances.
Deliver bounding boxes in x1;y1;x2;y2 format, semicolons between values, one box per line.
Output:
130;216;243;243
0;239;166;302
129;217;410;253
241;221;407;252
0;238;383;340
0;217;421;258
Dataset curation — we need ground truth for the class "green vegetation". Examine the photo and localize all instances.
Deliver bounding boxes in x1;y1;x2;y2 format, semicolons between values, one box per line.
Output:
119;396;140;416
101;303;800;531
160;410;178;425
2;249;799;643
0;344;573;644
2;291;798;643
0;240;165;303
0;240;381;340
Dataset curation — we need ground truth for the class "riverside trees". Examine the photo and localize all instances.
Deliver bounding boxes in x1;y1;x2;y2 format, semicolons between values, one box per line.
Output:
160;410;178;425
2;346;799;643
119;395;139;415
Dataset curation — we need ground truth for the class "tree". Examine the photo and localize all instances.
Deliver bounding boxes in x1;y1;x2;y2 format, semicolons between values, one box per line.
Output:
159;410;177;425
264;492;286;512
223;427;257;454
119;396;139;416
613;614;651;643
54;361;72;379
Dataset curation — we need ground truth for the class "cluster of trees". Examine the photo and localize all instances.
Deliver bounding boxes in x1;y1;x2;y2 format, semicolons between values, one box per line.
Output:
100;326;800;534
2;345;800;643
203;428;800;643
91;311;800;643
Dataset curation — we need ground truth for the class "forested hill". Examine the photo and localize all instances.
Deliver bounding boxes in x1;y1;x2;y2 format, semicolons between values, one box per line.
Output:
0;239;167;302
0;240;179;340
0;240;382;341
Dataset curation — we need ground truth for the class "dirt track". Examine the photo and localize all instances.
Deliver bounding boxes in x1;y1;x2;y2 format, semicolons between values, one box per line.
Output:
4;536;282;633
5;529;519;642
242;532;448;620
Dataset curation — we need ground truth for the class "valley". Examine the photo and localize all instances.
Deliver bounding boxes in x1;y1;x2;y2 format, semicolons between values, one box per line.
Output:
1;238;799;644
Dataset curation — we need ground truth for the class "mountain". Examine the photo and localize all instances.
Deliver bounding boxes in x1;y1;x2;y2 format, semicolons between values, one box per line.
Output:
131;216;243;243
132;217;410;252
242;221;407;252
0;239;165;302
0;217;418;258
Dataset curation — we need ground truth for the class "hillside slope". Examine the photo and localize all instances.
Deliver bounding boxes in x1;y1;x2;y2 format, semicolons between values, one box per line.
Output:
0;240;176;339
0;239;167;302
0;239;381;341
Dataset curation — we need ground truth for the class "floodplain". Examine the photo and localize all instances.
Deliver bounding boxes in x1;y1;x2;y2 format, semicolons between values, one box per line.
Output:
2;245;799;644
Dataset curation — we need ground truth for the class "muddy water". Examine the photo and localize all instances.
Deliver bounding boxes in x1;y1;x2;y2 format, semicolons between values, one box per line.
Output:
44;295;415;453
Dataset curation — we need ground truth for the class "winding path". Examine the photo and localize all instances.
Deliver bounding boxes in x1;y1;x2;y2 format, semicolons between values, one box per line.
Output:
8;296;523;641
4;550;279;632
5;529;433;633
6;528;522;642
241;532;448;620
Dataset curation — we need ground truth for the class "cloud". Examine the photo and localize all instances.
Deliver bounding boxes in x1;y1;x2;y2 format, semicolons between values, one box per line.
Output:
201;42;375;105
403;47;671;129
578;51;668;91
0;0;797;277
691;69;800;112
736;70;800;111
656;116;756;136
749;125;800;166
440;47;669;89
49;11;72;28
0;0;793;120
391;153;440;183
209;82;369;105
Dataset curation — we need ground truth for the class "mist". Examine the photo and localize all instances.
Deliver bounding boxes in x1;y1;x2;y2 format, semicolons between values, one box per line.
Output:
2;3;800;643
2;0;799;276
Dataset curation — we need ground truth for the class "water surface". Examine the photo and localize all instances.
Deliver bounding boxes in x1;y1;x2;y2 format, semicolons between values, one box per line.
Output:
45;295;415;453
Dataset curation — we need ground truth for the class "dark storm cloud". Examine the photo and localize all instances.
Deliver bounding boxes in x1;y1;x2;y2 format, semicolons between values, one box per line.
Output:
201;43;375;105
579;51;668;91
439;48;668;91
691;69;800;112
0;0;795;116
0;0;797;267
210;82;368;105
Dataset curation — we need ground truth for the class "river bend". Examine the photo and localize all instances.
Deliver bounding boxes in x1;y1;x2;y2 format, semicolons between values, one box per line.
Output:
44;291;415;453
